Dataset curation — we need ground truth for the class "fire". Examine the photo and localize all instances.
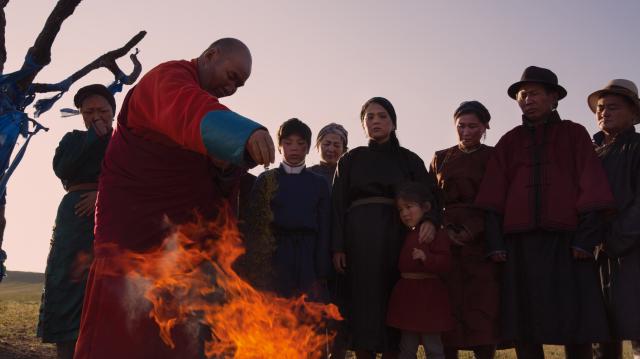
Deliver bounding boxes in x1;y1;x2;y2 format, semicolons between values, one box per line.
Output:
110;208;342;358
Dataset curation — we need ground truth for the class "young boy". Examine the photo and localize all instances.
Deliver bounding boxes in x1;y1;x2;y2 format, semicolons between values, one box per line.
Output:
247;118;331;299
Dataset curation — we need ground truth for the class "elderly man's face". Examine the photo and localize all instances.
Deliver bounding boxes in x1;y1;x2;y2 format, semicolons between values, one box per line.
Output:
596;95;636;135
198;47;251;98
516;83;558;121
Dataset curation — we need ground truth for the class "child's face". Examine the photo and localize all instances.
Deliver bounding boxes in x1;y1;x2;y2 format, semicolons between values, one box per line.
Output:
397;198;426;228
280;134;309;165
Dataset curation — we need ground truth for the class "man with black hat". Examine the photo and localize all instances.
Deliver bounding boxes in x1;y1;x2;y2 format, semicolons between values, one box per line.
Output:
475;66;615;359
588;79;640;359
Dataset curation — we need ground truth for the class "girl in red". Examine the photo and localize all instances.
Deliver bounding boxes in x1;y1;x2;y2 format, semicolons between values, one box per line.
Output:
387;182;453;359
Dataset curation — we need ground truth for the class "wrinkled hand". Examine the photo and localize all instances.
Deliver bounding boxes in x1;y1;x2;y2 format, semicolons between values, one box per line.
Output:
74;191;98;217
572;248;593;260
91;119;113;137
333;252;347;274
412;248;426;262
489;252;507;263
418;221;436;244
447;228;472;246
247;130;275;166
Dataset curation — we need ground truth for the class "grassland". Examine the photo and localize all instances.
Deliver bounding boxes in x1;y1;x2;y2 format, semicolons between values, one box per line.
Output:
0;271;634;358
0;271;55;359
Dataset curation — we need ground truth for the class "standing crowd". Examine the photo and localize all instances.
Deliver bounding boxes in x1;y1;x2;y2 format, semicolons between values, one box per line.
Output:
15;37;640;359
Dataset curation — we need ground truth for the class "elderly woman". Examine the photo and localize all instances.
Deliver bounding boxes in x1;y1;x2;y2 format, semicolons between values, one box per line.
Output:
309;122;348;358
429;101;500;359
589;79;640;359
308;122;348;186
37;84;115;359
332;97;439;358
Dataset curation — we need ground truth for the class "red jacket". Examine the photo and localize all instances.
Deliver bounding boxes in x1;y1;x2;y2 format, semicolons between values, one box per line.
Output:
386;229;453;333
475;116;614;234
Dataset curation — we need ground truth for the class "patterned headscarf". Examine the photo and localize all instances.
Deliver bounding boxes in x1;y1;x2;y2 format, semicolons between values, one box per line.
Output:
315;122;348;150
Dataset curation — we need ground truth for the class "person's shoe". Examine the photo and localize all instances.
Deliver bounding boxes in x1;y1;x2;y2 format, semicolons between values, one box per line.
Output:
0;249;7;283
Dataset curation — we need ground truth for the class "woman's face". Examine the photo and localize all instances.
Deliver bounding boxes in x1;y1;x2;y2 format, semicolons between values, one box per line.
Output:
279;134;309;165
362;102;394;143
319;133;345;165
455;113;486;149
80;95;114;130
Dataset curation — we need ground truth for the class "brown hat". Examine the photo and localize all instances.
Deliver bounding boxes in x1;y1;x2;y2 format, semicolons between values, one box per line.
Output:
587;79;640;124
508;66;567;100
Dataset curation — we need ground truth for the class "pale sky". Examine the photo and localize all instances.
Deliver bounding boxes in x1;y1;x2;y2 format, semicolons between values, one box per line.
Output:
3;0;639;272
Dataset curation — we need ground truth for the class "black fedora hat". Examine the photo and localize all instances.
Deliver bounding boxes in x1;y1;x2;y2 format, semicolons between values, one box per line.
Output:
507;66;567;100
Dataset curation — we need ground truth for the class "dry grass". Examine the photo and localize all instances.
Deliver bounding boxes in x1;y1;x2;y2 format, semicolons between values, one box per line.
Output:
0;271;636;358
0;271;55;359
343;343;634;359
0;301;55;359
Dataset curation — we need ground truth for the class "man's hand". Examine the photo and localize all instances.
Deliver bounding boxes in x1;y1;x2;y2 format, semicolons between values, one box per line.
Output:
75;191;98;217
247;130;275;166
418;221;436;244
447;227;472;246
333;252;347;274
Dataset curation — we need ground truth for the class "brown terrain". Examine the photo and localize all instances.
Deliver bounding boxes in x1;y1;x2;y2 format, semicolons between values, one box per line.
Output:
0;271;633;359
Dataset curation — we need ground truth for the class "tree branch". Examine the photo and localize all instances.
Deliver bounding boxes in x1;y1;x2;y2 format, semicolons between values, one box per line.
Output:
31;30;147;93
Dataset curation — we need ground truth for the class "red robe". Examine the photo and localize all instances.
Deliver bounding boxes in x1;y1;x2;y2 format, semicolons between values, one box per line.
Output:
431;145;501;347
475;117;613;235
386;229;453;334
75;60;263;359
474;114;615;343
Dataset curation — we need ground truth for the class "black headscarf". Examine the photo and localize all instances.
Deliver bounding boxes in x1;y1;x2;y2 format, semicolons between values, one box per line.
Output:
74;84;116;114
453;100;491;125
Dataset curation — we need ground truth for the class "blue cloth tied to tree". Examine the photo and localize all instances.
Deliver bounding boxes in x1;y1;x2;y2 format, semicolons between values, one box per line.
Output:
0;53;48;201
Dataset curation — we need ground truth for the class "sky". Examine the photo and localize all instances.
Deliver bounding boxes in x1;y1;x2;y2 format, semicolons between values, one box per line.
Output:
2;0;639;272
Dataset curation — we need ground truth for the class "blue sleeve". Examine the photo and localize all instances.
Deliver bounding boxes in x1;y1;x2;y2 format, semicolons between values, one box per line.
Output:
200;110;265;167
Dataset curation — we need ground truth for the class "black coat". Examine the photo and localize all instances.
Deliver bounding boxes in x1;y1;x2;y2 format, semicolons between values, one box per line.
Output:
331;139;438;351
594;127;640;339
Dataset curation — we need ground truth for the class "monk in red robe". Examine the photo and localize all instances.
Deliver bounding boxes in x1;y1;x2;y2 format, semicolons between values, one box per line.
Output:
475;66;614;359
74;38;275;359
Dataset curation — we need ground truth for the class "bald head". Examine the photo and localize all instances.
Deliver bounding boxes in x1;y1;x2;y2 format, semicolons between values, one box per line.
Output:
202;38;251;58
197;38;252;98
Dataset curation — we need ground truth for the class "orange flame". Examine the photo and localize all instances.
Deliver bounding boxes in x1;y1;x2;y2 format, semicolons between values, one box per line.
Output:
111;208;342;358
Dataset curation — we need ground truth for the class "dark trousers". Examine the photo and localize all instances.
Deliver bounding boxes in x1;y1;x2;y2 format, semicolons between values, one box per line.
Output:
515;342;592;359
593;342;623;359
